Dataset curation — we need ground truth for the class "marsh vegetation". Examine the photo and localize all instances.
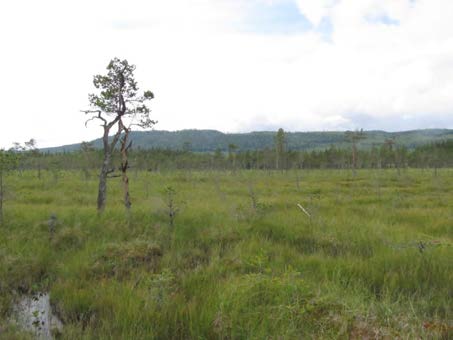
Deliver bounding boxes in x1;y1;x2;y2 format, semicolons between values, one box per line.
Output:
0;169;451;338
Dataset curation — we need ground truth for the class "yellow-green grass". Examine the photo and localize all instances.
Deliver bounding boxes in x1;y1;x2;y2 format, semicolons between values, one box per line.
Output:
0;169;452;339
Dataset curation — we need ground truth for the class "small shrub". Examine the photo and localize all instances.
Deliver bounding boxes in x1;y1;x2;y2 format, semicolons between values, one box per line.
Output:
146;269;176;306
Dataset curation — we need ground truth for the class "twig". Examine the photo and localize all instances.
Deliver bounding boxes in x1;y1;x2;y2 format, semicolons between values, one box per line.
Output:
297;203;311;218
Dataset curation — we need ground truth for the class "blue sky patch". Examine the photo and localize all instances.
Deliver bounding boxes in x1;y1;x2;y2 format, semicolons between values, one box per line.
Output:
242;1;313;34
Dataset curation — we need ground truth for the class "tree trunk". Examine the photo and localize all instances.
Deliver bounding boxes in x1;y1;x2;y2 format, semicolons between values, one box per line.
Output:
120;128;132;210
98;126;112;212
0;169;3;225
97;153;110;212
96;120;122;213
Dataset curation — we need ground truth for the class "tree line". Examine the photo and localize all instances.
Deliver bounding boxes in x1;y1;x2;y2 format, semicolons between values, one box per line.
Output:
8;137;453;173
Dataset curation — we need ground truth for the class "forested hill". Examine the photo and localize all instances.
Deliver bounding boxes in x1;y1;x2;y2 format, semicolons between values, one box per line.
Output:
44;129;453;153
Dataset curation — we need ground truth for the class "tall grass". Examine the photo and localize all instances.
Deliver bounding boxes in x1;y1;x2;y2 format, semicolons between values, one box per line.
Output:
0;169;451;338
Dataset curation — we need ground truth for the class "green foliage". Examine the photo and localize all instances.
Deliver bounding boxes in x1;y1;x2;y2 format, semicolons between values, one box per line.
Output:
87;57;155;127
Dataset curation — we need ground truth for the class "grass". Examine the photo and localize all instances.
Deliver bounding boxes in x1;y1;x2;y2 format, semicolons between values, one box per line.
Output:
0;168;452;339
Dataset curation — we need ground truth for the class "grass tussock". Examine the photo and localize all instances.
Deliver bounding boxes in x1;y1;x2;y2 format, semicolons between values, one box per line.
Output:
90;241;163;280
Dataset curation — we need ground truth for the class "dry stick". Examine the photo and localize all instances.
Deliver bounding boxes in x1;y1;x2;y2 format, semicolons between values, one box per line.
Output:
297;203;313;227
297;203;311;218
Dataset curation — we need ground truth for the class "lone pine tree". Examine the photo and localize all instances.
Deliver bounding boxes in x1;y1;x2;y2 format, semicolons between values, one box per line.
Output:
83;58;155;212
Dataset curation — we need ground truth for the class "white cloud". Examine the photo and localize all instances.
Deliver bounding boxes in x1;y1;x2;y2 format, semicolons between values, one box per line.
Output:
0;0;452;148
295;0;337;26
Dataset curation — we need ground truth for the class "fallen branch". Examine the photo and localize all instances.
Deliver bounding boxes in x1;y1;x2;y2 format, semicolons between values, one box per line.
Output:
297;203;311;218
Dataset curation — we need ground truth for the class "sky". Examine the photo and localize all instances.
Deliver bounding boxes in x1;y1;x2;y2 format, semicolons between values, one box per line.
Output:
1;0;453;148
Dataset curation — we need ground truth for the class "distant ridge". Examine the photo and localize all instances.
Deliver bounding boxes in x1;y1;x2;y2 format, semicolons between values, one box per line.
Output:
42;129;453;153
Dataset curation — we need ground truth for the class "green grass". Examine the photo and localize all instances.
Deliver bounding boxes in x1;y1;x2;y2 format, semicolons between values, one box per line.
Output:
1;169;452;339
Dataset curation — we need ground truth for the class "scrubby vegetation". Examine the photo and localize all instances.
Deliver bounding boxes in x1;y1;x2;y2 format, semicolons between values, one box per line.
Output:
0;169;451;338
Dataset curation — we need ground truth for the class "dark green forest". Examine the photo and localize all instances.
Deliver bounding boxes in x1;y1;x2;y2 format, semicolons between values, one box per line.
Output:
43;128;453;153
13;137;453;173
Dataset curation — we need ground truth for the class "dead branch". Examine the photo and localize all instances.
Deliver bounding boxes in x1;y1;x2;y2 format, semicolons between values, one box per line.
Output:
297;203;311;218
82;110;107;127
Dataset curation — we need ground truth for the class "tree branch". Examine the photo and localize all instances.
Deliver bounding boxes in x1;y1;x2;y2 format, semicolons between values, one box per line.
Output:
108;117;123;151
106;115;121;130
82;110;107;127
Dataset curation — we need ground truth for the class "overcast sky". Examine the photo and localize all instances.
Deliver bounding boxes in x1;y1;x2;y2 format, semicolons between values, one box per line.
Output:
1;0;452;148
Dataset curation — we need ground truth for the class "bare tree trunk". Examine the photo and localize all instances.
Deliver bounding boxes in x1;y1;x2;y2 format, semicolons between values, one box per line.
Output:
97;125;112;213
120;127;132;210
97;153;110;212
0;169;3;225
96;117;123;213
